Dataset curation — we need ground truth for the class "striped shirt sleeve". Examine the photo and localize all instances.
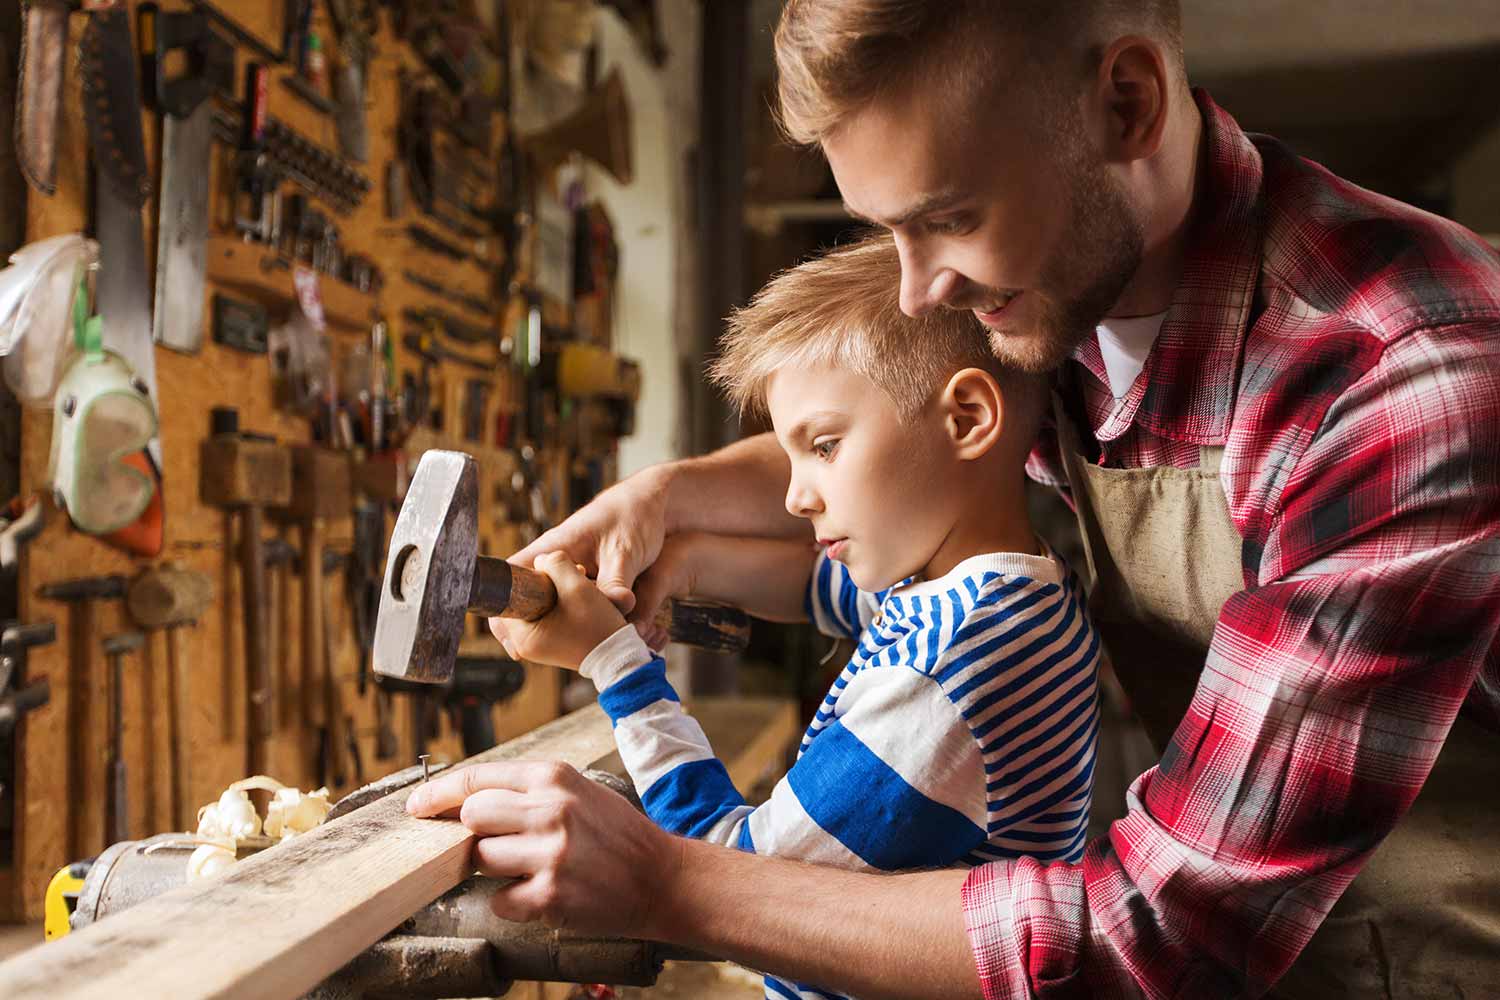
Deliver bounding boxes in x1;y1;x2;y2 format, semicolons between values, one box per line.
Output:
582;624;990;869
935;579;1101;867
804;549;880;641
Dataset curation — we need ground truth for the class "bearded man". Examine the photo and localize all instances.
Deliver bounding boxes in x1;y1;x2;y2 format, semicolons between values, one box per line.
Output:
409;3;1500;997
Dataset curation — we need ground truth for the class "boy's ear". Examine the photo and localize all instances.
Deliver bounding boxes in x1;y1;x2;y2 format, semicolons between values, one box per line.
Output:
939;368;1005;461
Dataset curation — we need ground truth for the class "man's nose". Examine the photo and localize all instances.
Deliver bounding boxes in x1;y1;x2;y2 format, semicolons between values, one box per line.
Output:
784;475;822;518
897;245;960;317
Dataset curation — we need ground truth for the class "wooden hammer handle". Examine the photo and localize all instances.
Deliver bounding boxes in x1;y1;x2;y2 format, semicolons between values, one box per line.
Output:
474;560;751;653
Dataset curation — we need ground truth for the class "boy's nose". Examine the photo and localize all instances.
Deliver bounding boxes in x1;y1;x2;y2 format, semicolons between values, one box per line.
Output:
784;477;822;518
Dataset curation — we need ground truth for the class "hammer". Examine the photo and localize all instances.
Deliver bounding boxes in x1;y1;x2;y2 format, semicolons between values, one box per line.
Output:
374;451;752;684
200;408;291;775
274;446;351;729
126;565;213;830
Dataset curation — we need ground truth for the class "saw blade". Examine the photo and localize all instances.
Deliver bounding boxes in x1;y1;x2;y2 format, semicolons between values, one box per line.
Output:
86;5;162;473
152;104;214;354
81;6;151;208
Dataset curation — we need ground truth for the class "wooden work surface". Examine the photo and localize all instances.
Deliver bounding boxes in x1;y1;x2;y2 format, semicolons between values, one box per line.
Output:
0;695;800;999
6;1;562;920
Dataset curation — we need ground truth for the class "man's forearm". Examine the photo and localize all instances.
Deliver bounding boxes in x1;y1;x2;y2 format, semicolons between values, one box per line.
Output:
663;433;806;539
650;839;982;1000
677;534;816;622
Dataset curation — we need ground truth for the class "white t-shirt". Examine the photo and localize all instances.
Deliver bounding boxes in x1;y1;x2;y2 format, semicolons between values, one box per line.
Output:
1096;311;1169;400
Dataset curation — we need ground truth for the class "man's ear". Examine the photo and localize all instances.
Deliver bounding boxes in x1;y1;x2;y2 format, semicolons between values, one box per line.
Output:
940;368;1005;461
1093;35;1172;164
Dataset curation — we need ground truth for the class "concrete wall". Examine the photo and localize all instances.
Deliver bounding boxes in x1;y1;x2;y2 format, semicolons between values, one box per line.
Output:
589;2;702;476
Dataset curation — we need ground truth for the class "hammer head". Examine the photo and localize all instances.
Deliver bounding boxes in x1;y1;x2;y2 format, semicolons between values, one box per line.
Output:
373;450;478;684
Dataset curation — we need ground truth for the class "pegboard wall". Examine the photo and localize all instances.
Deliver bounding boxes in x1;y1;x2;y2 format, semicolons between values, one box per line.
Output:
2;0;634;920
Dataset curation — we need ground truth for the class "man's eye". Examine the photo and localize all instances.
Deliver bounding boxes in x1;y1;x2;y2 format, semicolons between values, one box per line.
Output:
926;217;966;235
813;439;840;460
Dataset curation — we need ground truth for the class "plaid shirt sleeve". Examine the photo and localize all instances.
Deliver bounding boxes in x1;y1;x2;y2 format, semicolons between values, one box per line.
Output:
963;321;1500;998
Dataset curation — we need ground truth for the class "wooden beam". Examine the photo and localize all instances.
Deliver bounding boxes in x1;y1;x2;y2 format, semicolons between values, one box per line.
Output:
0;704;619;1000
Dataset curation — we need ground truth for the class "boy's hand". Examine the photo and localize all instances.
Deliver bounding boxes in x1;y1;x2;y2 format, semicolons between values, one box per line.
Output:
490;552;628;670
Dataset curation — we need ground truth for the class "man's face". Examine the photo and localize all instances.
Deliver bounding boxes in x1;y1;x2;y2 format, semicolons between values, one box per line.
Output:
765;365;955;591
824;74;1145;372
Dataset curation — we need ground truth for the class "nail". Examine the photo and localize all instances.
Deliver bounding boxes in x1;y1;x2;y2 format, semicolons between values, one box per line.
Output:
419;754;430;782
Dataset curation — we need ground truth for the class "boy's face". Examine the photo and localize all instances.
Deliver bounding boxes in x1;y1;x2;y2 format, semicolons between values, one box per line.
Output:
766;365;957;591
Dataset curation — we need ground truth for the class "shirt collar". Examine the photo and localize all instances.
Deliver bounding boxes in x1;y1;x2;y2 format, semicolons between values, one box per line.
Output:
884;543;1065;608
1072;88;1265;445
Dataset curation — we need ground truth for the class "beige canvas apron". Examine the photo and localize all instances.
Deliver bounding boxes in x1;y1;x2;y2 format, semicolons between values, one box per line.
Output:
1054;391;1500;999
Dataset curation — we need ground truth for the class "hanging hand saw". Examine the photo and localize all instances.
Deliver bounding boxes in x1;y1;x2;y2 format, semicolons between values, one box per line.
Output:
144;7;235;355
82;2;164;555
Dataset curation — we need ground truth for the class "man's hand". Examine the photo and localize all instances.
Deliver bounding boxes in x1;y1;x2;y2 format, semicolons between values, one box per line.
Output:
509;466;673;612
492;466;671;656
494;436;804;656
630;534;704;649
406;760;683;936
492;553;627;670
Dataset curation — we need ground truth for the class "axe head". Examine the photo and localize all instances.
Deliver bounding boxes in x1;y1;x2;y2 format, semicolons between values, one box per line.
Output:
373;450;479;683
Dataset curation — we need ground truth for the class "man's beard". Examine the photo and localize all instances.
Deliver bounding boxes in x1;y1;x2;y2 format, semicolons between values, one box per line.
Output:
986;159;1146;374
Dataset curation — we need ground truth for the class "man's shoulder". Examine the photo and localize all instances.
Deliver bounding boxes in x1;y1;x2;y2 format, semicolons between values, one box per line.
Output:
1253;133;1500;345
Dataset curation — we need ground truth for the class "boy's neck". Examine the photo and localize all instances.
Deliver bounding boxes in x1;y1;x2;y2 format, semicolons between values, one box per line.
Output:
919;481;1040;581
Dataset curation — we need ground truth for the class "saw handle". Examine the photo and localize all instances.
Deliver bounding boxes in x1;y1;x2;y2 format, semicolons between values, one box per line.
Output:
470;558;751;654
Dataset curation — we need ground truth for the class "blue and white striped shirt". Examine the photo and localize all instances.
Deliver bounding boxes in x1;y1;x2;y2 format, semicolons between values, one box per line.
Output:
581;545;1101;1000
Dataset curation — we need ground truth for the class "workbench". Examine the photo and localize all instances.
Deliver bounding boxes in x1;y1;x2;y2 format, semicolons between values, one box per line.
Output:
0;694;800;998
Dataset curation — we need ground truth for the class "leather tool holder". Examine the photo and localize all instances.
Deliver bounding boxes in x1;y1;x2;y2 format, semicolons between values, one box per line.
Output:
15;0;71;196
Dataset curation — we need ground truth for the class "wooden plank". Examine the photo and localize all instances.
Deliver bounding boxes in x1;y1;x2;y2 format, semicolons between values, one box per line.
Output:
0;704;617;1000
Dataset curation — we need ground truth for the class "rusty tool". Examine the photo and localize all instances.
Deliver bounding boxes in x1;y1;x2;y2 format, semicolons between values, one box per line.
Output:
126;566;213;830
102;631;144;846
200;408;290;775
374;451;752;685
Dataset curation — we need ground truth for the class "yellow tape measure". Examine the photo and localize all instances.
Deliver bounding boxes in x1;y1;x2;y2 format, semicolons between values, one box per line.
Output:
43;861;90;941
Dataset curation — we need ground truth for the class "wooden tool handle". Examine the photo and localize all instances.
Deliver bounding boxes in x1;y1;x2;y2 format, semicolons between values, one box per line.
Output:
241;505;272;770
472;558;751;653
167;627;191;831
653;599;752;653
302;518;325;727
469;560;556;621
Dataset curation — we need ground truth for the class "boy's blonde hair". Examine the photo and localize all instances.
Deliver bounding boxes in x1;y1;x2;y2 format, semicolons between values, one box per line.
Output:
710;232;1044;441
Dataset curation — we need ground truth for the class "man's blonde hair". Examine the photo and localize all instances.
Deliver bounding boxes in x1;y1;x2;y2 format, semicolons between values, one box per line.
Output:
775;0;1185;146
710;232;1043;438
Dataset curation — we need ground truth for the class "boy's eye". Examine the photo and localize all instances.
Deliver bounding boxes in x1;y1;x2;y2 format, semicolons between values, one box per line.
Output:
812;439;840;460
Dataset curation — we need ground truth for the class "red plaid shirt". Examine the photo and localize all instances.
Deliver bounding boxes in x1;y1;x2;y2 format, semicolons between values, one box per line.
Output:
970;91;1500;997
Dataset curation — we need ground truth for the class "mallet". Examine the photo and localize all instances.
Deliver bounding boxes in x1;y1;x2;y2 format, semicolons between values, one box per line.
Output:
374;450;751;684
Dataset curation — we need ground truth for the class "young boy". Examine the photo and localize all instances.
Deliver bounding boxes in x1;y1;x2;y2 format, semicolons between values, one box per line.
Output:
500;232;1101;1000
